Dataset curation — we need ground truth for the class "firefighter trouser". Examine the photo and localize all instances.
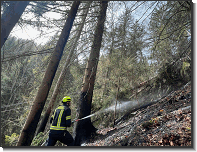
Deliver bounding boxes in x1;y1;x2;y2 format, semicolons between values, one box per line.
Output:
46;130;74;146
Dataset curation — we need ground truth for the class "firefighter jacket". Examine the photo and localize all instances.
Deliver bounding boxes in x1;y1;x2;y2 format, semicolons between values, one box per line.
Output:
50;105;71;131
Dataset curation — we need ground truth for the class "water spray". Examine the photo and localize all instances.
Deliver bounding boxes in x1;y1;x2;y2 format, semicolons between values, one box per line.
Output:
71;100;139;124
71;86;173;124
72;110;104;123
72;93;169;124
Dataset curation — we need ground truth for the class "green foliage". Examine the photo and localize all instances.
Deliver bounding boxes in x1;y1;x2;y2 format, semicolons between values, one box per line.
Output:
5;133;19;146
1;36;51;145
31;132;48;146
181;61;190;77
149;1;191;68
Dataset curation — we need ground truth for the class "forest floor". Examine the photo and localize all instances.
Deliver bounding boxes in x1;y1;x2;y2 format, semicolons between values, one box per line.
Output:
82;82;192;147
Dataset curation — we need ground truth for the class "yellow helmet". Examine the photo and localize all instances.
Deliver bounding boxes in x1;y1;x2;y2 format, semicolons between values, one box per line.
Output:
62;96;71;103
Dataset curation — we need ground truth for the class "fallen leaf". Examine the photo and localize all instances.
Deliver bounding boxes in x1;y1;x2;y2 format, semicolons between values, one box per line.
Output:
170;141;174;146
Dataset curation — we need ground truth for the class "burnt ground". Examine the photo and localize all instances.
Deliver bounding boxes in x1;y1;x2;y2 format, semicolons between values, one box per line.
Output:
82;82;192;147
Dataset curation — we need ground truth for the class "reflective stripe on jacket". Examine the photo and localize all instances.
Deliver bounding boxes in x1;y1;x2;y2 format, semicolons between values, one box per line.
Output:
50;105;71;130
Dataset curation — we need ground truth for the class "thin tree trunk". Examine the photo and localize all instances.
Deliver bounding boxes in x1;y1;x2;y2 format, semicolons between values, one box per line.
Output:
1;1;29;48
102;15;115;98
113;77;120;128
36;1;92;135
17;1;80;146
73;1;108;146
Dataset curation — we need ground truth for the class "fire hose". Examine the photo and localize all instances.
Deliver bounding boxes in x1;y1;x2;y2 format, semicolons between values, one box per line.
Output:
71;117;89;123
41;112;100;146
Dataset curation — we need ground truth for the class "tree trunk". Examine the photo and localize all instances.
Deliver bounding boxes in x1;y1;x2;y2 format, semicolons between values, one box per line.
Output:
73;1;108;146
17;1;80;146
1;1;29;48
36;1;92;135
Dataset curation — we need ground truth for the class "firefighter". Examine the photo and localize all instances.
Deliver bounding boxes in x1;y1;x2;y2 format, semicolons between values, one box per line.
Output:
46;96;74;146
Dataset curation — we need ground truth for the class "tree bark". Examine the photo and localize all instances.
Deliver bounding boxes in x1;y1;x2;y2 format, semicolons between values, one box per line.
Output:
73;1;108;146
36;1;92;135
1;1;29;48
17;1;80;146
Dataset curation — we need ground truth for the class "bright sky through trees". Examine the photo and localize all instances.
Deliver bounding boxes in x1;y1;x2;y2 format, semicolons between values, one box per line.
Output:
9;1;150;45
10;11;62;45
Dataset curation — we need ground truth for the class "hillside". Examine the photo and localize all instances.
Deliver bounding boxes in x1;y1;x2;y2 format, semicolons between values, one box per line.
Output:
82;82;192;147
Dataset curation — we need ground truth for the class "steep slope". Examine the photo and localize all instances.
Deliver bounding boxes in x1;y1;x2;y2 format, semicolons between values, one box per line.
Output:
83;82;191;146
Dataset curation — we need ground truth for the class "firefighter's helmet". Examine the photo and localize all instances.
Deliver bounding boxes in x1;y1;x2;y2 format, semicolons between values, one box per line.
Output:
62;96;71;103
